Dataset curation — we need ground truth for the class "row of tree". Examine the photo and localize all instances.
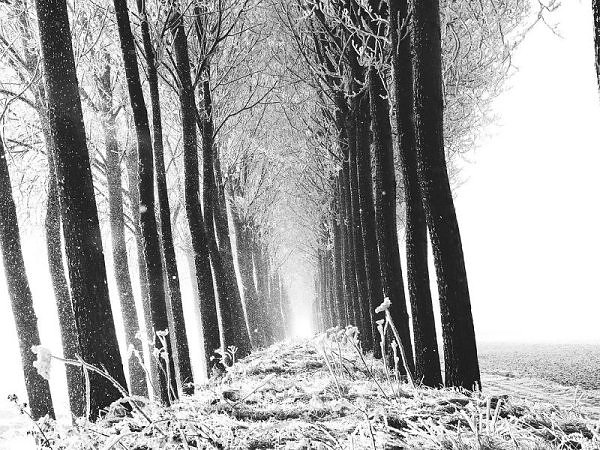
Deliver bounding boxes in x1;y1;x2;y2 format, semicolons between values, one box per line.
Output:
0;0;290;421
295;0;479;390
0;0;564;424
279;0;551;389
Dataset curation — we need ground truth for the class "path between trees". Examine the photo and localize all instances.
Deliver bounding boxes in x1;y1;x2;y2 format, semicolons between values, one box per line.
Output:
1;339;599;449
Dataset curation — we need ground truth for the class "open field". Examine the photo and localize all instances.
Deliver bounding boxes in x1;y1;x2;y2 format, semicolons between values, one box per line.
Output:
479;343;600;420
479;343;600;390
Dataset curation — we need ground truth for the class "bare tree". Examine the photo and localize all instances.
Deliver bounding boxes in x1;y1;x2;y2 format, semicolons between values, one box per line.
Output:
135;0;195;395
112;0;178;403
0;0;86;415
34;0;127;418
169;7;222;373
91;54;149;398
411;0;480;389
0;132;54;420
390;0;441;387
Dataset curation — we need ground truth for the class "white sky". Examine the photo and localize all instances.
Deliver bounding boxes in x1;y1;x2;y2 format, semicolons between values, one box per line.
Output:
455;0;600;343
0;0;599;422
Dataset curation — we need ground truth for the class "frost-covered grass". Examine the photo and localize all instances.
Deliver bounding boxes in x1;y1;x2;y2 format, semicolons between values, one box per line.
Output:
5;336;600;449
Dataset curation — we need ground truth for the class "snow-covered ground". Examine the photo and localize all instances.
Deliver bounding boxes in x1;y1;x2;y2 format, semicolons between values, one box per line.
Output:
0;402;36;450
2;339;599;449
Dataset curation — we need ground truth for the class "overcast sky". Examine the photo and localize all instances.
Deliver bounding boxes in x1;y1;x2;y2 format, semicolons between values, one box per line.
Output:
455;0;600;343
1;0;599;420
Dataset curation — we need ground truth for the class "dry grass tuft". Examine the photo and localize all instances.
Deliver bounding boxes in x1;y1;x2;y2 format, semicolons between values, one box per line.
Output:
15;338;600;449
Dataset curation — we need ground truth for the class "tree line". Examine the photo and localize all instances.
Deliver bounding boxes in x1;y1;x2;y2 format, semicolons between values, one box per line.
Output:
285;0;480;392
0;0;289;421
277;0;553;391
0;0;565;425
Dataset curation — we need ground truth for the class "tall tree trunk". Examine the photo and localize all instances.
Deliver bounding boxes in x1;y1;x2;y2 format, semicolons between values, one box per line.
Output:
347;104;373;351
125;146;160;395
331;215;346;327
136;0;194;395
368;66;416;374
313;273;321;333
98;60;149;398
0;134;55;420
340;154;360;329
44;133;85;418
12;0;84;418
231;208;262;348
335;100;360;328
200;80;252;359
338;214;353;327
411;0;480;389
325;248;337;329
170;12;221;374
355;92;384;357
315;251;325;331
34;0;127;418
214;150;252;341
323;250;332;329
113;0;177;403
390;0;441;387
212;150;228;247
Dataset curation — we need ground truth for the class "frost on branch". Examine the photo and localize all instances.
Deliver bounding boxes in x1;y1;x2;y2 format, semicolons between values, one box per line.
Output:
375;297;391;314
31;346;53;380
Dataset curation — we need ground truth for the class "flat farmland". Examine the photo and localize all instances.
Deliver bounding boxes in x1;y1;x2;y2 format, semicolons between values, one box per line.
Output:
479;342;600;418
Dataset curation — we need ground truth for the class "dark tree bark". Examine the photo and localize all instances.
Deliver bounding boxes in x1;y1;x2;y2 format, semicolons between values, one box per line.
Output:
97;59;149;398
389;0;441;387
335;189;351;327
213;150;252;342
125;145;160;393
169;12;221;373
346;103;373;351
339;145;361;329
368;66;416;375
199;80;252;359
0;134;55;420
331;215;346;327
313;273;322;333
212;149;229;248
13;0;83;418
136;0;194;395
323;250;333;329
315;250;326;331
354;92;384;357
230;207;262;348
45;151;85;417
327;247;338;328
113;0;177;403
34;0;127;419
411;0;480;389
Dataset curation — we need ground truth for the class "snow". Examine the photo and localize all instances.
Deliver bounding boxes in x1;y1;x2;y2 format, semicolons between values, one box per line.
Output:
2;338;599;448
